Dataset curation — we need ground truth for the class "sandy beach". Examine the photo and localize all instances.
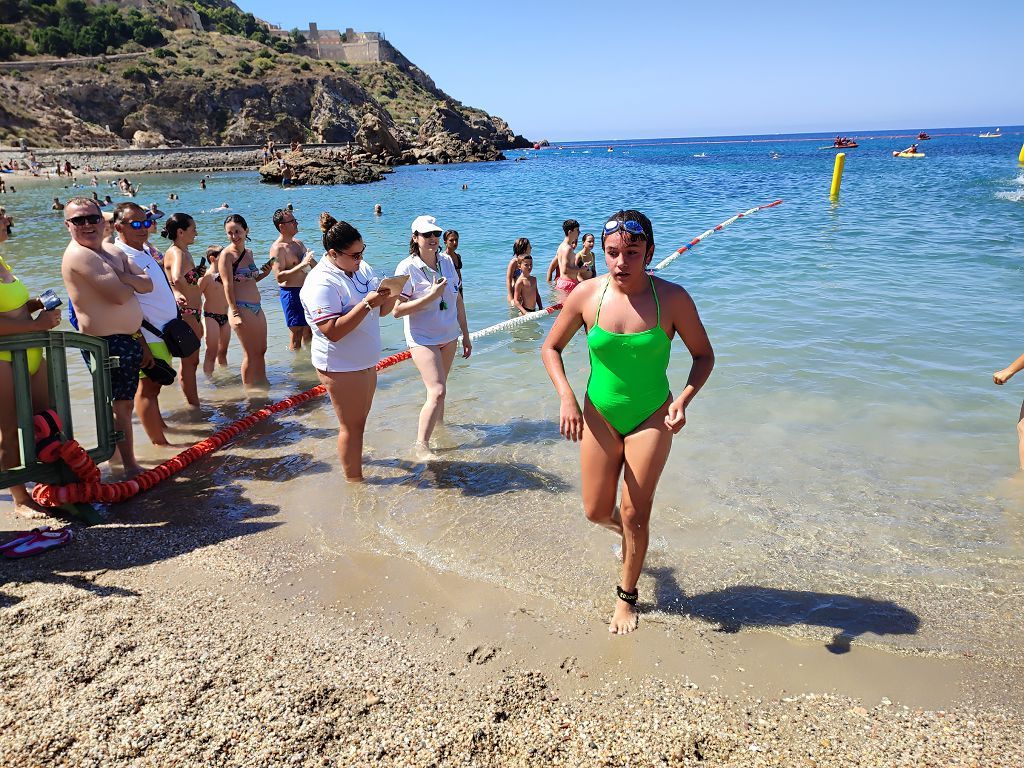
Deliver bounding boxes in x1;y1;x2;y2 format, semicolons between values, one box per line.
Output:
3;469;1022;767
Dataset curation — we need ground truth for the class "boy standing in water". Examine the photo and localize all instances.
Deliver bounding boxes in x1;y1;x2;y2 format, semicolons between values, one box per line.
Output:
994;351;1024;469
512;251;543;315
270;208;315;350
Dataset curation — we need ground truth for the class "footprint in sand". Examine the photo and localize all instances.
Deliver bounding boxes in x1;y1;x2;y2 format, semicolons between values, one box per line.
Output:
466;645;500;664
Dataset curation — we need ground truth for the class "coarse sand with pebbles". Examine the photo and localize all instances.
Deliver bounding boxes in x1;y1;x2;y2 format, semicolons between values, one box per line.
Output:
2;498;1024;767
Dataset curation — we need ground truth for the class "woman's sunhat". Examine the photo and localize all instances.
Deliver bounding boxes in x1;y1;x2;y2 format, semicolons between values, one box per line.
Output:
411;215;442;234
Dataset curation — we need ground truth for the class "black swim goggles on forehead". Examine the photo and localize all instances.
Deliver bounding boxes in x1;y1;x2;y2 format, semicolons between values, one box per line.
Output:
603;219;646;238
66;214;103;226
129;219;155;229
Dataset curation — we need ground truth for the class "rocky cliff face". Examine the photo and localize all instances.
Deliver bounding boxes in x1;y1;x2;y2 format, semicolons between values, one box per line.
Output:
0;18;531;166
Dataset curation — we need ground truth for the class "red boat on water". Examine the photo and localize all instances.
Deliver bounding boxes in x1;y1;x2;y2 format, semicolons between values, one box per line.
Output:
918;132;932;140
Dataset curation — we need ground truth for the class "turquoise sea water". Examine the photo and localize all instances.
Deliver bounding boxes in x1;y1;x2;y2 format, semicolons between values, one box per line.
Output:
3;126;1024;657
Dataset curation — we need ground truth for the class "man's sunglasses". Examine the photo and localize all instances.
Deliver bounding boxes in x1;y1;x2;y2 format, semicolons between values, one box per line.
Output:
603;219;646;238
66;214;103;226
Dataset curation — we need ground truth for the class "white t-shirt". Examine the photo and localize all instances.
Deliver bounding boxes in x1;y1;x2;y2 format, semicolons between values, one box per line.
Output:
394;253;461;347
300;257;382;372
116;239;177;345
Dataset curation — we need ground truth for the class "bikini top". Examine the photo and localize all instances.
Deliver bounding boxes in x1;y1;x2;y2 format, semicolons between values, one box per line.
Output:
0;255;30;314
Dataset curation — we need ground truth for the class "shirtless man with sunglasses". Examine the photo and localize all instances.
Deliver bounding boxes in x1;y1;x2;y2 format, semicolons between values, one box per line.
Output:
61;197;153;475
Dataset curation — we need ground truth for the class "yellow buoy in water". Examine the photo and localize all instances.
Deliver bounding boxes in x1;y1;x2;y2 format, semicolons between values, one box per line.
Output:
830;152;845;198
1019;143;1024;163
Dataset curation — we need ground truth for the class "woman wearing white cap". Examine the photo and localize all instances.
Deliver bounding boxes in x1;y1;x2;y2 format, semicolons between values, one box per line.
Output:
394;214;471;453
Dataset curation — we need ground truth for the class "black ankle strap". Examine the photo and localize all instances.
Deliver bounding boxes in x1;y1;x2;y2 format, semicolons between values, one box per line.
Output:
616;585;638;605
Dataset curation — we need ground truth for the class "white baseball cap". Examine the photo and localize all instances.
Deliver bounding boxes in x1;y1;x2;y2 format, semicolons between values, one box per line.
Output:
410;214;442;235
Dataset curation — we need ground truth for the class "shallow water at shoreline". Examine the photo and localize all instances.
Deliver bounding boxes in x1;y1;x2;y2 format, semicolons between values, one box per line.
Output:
2;127;1024;659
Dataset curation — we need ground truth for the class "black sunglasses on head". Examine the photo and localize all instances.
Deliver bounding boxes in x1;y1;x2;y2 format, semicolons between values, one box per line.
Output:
66;214;103;226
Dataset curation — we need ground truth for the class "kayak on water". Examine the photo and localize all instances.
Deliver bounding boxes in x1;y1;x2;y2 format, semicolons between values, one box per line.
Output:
893;151;926;158
917;132;931;140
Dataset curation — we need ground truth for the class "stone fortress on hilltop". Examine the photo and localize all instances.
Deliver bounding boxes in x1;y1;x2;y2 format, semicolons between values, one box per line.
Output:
262;22;400;65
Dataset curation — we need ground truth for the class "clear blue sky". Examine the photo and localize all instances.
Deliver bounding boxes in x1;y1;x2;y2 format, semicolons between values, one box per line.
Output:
240;0;1024;142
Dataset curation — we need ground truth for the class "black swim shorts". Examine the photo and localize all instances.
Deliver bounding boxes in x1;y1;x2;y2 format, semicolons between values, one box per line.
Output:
93;333;143;401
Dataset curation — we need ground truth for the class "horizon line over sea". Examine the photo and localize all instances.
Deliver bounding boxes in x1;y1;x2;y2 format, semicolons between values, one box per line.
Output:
547;124;1024;147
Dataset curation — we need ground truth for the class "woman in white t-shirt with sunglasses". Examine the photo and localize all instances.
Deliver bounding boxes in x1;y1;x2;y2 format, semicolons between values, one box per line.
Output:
299;214;398;481
393;215;471;454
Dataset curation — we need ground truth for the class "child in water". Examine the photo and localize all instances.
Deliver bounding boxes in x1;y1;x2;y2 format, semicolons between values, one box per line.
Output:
994;350;1024;470
512;250;543;315
505;237;532;305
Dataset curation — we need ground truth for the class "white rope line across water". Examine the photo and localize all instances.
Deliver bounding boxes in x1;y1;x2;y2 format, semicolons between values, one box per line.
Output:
461;199;784;341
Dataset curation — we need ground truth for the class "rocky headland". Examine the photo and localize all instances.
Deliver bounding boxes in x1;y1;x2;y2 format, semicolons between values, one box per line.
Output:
0;2;532;183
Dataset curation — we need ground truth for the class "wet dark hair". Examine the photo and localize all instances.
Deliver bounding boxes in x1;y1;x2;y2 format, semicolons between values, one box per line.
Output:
224;213;248;230
272;208;291;231
443;229;459;242
562;219;580;236
112;201;145;225
601;209;654;250
513;237;531;257
582;232;595;243
161;212;194;241
320;213;362;253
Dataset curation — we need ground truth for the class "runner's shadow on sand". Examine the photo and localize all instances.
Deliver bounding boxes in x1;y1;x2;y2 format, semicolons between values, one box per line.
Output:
364;458;569;497
648;566;920;654
0;479;279;600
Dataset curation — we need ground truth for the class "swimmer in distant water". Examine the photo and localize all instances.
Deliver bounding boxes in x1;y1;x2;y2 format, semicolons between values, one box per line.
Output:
374;203;382;216
199;178;207;190
541;209;714;635
994;350;1024;470
50;197;62;210
213;202;230;211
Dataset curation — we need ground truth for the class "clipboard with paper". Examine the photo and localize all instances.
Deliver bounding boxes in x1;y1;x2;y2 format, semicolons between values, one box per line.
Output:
376;274;410;295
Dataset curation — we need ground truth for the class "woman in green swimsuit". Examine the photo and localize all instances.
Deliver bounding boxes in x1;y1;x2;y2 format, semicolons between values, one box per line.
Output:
542;209;714;635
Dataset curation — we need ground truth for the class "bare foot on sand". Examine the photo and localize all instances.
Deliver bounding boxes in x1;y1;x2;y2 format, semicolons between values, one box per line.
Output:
609;599;639;635
120;463;147;479
12;498;49;519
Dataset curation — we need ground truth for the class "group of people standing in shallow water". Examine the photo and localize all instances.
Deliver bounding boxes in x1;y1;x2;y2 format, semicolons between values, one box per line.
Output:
1;201;720;634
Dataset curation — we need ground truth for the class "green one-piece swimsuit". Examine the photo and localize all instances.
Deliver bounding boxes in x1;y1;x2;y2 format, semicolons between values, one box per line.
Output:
586;276;672;436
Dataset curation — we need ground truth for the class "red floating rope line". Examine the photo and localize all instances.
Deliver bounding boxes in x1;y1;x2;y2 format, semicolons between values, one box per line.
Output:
31;348;415;507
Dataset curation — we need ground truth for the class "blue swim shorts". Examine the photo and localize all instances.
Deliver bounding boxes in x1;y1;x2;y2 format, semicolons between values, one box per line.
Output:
280;286;308;329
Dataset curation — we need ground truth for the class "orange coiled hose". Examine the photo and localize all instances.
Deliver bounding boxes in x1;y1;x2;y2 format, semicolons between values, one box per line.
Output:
31;349;414;507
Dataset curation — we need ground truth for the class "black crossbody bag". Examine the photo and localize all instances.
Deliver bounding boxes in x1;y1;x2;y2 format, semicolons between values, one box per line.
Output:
142;264;201;358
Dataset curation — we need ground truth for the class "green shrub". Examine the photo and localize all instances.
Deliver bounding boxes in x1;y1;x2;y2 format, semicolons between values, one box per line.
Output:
235;59;252;74
272;39;291;54
0;27;27;61
122;66;148;82
96;62;107;73
152;47;173;59
298;60;310;71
